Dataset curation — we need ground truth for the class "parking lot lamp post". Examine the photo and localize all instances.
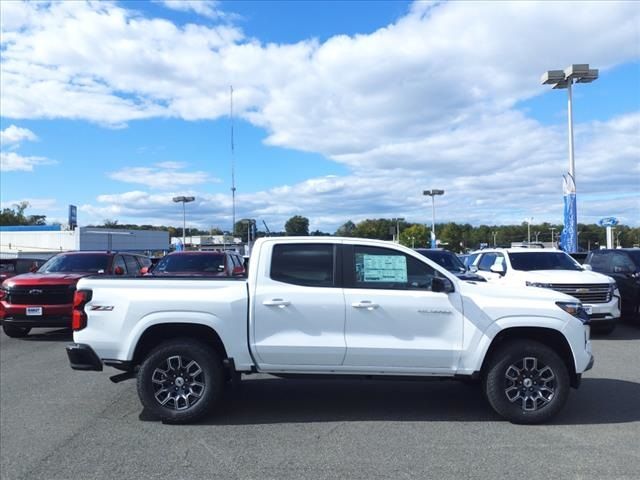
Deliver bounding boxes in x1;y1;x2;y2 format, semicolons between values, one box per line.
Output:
525;217;533;244
396;218;404;243
423;190;444;248
173;196;195;247
541;64;598;253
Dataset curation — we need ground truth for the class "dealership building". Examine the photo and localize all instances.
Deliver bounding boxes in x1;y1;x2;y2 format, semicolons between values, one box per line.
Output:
0;225;170;260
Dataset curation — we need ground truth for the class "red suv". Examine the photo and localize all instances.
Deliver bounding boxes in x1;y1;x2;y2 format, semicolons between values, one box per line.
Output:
0;251;151;338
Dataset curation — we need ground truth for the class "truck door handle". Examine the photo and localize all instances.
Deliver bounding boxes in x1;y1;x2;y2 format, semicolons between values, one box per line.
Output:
352;301;379;310
263;298;291;308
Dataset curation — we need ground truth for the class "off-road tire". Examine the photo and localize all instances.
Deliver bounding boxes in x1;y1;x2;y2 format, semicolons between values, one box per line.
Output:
137;338;224;424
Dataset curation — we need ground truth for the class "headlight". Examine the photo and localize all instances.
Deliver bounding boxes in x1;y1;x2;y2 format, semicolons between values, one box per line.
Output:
556;301;590;324
526;281;552;288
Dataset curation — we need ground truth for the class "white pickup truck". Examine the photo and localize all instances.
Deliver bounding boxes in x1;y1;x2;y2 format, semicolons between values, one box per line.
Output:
67;237;594;425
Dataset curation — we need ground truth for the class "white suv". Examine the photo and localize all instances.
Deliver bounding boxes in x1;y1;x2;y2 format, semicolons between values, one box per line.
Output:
470;247;620;334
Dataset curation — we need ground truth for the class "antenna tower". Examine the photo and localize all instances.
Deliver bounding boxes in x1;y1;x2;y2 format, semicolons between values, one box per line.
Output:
230;86;236;236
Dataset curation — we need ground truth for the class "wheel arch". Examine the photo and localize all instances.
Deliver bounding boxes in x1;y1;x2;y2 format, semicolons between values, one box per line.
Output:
132;323;228;366
480;327;580;387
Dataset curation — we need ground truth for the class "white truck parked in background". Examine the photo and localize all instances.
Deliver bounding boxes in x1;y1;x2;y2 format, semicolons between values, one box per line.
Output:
467;247;620;334
67;237;594;424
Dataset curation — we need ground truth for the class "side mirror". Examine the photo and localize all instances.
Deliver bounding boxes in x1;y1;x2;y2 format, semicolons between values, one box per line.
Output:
490;264;506;276
29;264;39;273
114;266;125;276
139;266;150;275
469;265;478;273
432;276;454;293
582;264;593;271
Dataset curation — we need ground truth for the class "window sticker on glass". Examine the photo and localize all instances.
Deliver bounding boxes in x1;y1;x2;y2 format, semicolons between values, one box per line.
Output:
356;254;408;282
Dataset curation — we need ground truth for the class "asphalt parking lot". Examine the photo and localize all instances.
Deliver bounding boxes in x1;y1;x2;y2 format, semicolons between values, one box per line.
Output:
1;325;639;480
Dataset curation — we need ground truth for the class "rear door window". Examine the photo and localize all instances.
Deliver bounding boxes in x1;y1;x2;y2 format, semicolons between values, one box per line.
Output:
271;244;334;287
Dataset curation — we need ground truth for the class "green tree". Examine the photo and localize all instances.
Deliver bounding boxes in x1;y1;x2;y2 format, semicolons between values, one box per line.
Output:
336;220;356;237
352;219;395;240
399;224;429;248
285;215;309;236
234;219;256;242
0;201;47;226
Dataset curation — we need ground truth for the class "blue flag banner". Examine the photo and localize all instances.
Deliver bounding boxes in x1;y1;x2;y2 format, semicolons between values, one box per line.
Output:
560;174;577;253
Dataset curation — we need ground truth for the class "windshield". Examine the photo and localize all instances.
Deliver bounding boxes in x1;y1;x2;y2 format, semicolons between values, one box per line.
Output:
153;254;225;274
509;252;582;271
38;253;110;273
416;250;466;272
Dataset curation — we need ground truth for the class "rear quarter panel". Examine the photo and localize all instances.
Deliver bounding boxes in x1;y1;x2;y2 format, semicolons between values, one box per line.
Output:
73;277;253;369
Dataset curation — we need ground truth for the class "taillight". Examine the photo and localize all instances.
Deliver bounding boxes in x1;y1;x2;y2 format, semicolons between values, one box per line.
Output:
72;289;93;331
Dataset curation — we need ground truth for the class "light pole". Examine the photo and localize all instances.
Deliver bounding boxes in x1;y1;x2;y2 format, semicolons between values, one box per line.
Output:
549;227;557;245
423;189;444;248
492;231;498;247
173;196;195;247
542;64;598;253
392;217;404;243
525;217;533;244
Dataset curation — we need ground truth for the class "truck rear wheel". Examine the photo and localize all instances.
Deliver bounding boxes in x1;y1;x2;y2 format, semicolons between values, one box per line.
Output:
483;340;570;424
2;325;31;338
137;339;224;424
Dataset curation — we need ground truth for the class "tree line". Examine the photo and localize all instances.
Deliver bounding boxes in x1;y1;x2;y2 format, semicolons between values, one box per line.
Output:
2;204;638;251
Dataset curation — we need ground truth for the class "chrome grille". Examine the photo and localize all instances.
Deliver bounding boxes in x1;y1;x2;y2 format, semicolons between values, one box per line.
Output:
6;286;75;305
547;284;612;304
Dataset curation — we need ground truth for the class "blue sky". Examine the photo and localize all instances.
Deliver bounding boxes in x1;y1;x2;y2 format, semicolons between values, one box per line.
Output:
1;0;639;233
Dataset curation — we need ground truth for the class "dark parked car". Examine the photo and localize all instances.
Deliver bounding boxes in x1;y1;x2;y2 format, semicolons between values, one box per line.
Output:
146;251;245;277
569;252;589;264
585;249;640;322
415;249;486;281
0;258;48;283
0;251;151;338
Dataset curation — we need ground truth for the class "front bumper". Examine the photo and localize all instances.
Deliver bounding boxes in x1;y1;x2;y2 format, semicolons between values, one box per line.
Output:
66;343;103;371
584;293;621;325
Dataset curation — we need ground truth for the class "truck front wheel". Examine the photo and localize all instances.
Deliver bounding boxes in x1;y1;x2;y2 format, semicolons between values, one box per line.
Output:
137;339;224;424
483;340;570;424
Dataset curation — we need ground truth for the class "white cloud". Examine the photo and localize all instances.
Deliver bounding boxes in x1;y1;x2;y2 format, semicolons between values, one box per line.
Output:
0;125;38;146
161;1;223;20
109;162;220;189
0;151;55;172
